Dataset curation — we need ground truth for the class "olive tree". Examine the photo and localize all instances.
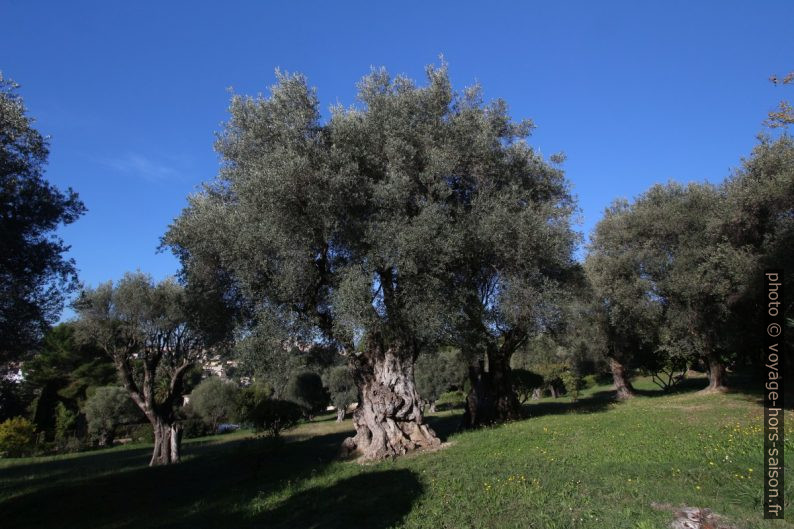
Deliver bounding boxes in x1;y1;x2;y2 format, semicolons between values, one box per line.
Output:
588;182;756;393
585;201;663;398
449;134;577;426
719;136;794;380
74;272;218;465
164;64;574;459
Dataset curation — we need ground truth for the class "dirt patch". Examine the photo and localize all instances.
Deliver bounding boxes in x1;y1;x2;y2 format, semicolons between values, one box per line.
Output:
651;503;736;529
352;440;456;465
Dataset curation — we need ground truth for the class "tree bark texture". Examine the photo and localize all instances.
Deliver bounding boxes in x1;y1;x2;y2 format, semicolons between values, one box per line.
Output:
462;351;522;429
341;341;440;460
150;418;182;466
703;351;728;392
114;356;191;466
609;356;636;399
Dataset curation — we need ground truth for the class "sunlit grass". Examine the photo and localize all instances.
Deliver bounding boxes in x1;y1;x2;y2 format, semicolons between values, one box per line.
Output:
1;377;791;529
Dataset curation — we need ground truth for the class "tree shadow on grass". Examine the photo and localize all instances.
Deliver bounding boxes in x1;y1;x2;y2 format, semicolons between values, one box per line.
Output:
1;430;353;529
521;393;614;419
0;444;154;499
634;376;708;397
425;413;462;442
227;469;423;529
521;375;719;419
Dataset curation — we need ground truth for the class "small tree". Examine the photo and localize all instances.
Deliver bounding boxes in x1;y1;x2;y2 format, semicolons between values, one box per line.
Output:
324;366;357;422
245;397;303;437
560;368;584;402
188;377;240;431
74;272;223;465
284;371;328;419
238;381;273;421
23;323;116;436
84;386;141;446
53;402;77;446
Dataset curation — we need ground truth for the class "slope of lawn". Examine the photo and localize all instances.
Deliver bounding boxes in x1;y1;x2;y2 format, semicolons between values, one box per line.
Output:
1;377;791;529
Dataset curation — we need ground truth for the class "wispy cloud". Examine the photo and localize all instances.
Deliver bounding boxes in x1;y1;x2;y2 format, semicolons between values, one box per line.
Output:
96;153;184;182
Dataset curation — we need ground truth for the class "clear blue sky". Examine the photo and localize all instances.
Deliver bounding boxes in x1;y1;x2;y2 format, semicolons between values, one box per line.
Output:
2;1;792;319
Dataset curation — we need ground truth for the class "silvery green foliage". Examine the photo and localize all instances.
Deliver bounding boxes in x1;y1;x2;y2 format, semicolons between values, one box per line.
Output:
585;198;664;363
415;347;466;404
73;272;209;414
719;136;794;360
587;181;756;371
84;385;140;444
165;63;575;360
323;365;357;412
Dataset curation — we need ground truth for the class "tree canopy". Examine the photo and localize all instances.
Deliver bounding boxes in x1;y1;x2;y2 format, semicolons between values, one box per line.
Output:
164;63;577;458
0;74;86;361
74;271;221;465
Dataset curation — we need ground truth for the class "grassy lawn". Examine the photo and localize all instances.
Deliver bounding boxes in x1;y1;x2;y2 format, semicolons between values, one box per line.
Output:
1;377;791;529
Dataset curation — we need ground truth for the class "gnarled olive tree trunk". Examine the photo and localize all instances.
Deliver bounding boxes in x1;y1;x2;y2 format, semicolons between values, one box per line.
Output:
609;356;635;399
115;357;191;466
150;418;182;466
703;351;728;393
462;349;522;429
341;339;439;460
336;407;346;423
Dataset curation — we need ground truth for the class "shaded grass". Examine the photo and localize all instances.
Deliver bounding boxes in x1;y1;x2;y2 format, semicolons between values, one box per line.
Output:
1;377;792;528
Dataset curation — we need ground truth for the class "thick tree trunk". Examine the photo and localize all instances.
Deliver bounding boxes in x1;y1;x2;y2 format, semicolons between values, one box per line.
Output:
150;418;182;466
531;387;543;400
609;356;635;399
429;401;437;413
462;349;522;429
336;407;345;423
703;352;728;393
341;341;440;460
489;349;521;419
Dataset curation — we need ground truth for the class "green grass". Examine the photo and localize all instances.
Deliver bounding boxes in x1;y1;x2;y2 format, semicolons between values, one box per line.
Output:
1;377;792;529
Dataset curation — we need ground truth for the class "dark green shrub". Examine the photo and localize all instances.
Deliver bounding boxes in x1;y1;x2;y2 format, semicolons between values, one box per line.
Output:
284;371;328;418
84;386;141;446
188;377;241;430
323;366;357;421
512;369;544;403
248;399;303;437
415;348;466;411
53;402;77;449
